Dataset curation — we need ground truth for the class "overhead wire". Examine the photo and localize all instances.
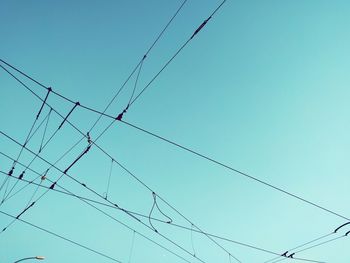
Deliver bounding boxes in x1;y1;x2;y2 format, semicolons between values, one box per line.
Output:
87;0;188;133
0;131;214;263
1;108;53;202
262;222;350;263
129;0;227;107
0;210;124;263
0;164;328;263
0;56;340;263
2;56;349;224
0;6;245;259
1;57;338;262
1;1;344;260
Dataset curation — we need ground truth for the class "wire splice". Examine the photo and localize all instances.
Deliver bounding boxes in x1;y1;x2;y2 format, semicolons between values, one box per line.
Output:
7;167;14;176
116;106;128;121
18;171;25;180
36;87;52;120
58;101;80;129
281;251;288;257
63;145;91;174
16;201;35;219
190;17;212;39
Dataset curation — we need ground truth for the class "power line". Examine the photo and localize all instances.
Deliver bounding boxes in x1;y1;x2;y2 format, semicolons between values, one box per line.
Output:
2;58;348;224
0;131;218;263
268;235;344;263
87;0;188;133
0;58;243;261
1;58;341;262
0;165;192;263
0;61;341;263
262;222;350;263
120;120;350;222
0;210;124;262
0;168;326;263
129;0;227;107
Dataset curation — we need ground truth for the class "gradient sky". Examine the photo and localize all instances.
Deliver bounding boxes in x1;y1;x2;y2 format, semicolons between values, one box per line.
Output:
1;1;350;263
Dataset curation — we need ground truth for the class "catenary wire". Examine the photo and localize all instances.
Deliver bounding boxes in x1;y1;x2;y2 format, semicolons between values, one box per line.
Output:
0;148;331;263
1;60;341;262
0;168;325;263
2;58;349;224
0;131;217;263
0;210;124;262
1;55;243;261
1;59;344;263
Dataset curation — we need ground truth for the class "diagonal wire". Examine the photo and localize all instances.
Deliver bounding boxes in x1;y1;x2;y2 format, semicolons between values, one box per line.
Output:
0;210;123;262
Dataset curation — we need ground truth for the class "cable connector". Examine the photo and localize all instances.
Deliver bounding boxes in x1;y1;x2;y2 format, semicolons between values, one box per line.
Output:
281;251;288;257
288;253;295;258
58;101;80;129
18;171;25;180
7;167;14;176
116;106;128;121
190;17;212;39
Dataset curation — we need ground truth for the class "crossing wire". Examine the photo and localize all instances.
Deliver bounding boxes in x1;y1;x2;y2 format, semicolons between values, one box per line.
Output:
0;151;326;262
0;131;217;263
0;210;124;263
1;1;345;259
1;108;53;203
0;167;325;263
0;57;344;262
0;15;245;260
2;57;349;224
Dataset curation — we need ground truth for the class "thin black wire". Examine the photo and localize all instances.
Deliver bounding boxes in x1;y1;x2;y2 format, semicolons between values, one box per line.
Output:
5;56;347;227
1;108;53;202
268;235;344;263
128;59;144;106
87;0;188;133
293;235;345;256
0;172;191;263
262;232;336;263
0;167;328;263
1;137;84;204
39;108;52;152
0;210;124;263
0;65;71;176
120;120;350;222
0;88;42;201
129;0;227;107
1;61;242;261
105;159;114;199
0;131;211;263
1;61;340;263
5;55;345;230
128;230;136;263
191;223;196;257
92;57;144;143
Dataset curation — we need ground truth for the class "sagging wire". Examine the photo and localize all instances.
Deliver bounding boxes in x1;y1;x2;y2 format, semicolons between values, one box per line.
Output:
148;192;173;232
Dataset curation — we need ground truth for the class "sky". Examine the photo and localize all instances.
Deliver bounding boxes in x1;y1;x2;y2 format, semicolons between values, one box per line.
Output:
1;0;350;262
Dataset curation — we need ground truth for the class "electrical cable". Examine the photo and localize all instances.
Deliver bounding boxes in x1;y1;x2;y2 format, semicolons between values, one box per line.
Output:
0;131;213;263
0;167;327;263
0;210;124;262
1;60;243;261
3;59;348;225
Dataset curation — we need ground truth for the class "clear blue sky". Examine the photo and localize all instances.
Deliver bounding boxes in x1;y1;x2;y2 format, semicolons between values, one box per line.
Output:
1;1;349;262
